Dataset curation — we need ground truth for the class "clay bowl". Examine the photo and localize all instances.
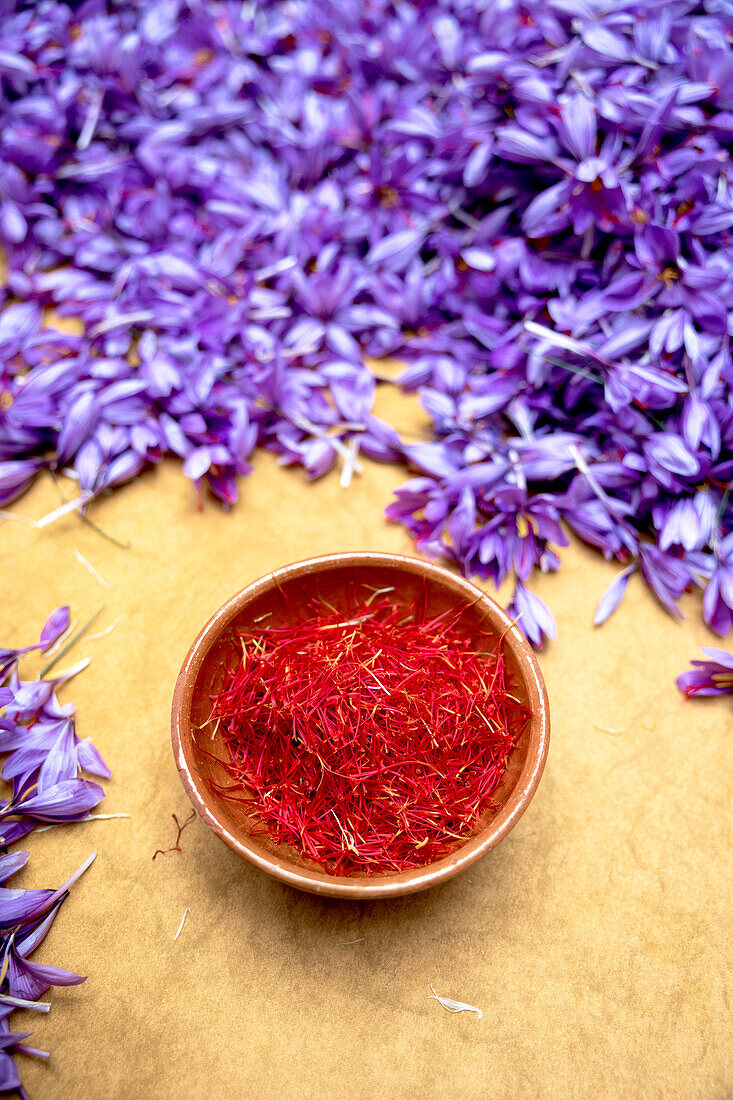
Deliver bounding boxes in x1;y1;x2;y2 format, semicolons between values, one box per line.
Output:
171;552;550;899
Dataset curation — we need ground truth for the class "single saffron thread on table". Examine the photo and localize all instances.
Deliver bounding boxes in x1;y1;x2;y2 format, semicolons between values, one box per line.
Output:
152;809;197;860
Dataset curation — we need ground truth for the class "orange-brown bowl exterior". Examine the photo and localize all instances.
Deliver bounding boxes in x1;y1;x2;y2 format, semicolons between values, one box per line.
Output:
171;552;550;898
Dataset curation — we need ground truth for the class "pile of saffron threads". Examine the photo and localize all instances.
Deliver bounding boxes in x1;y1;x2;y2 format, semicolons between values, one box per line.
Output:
205;588;529;876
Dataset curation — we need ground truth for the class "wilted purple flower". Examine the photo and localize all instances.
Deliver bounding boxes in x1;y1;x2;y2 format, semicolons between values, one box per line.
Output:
677;648;733;698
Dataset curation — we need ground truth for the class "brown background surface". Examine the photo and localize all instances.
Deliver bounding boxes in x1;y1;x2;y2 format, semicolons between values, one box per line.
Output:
2;383;731;1100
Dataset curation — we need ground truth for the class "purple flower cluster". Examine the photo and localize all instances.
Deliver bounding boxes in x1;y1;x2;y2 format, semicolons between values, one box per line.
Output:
0;1;732;650
0;609;108;1096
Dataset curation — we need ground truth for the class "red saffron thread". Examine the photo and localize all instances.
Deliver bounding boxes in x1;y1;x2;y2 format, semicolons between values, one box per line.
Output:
204;586;530;876
152;809;196;861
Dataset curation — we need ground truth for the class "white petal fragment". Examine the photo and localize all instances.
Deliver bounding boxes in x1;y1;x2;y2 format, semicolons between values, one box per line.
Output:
85;616;120;643
174;907;191;942
339;436;361;488
73;549;112;589
524;320;592;359
292;414;364;475
53;657;91;683
428;984;483;1020
34;492;95;528
0;994;51;1013
36;813;131;834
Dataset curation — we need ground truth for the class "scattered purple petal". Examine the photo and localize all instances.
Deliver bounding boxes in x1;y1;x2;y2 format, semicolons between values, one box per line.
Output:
0;608;108;1093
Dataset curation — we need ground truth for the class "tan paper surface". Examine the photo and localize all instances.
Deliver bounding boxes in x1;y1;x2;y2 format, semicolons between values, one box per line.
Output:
3;384;731;1099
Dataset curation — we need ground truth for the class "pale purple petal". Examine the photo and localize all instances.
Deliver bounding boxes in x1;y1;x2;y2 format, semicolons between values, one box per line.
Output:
11;778;105;822
0;1051;20;1092
593;565;636;626
39;607;70;653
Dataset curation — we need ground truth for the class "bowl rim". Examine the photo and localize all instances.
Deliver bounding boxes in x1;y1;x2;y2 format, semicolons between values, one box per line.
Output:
171;551;550;898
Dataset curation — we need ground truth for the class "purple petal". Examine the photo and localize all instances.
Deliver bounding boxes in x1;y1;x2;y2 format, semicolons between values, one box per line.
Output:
0;201;27;244
0;1051;20;1092
0;822;36;848
593;565;636;626
0;301;39;347
5;680;54;716
0;886;55;929
182;446;212;481
557;95;597;161
463;142;493;187
495;127;553;164
461;248;495;272
56;392;99;464
39;607;70;652
12;778;105;822
366;229;424;272
0;1032;33;1053
7;951;85;1003
0;851;30;884
509;584;556;649
75;738;111;779
700;647;733;670
581;25;630;61
38;721;78;791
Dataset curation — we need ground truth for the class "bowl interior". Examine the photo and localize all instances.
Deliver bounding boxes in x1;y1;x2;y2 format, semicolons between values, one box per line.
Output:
175;556;547;892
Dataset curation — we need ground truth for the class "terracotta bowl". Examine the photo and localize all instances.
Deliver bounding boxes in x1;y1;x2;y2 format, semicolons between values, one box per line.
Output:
171;552;550;899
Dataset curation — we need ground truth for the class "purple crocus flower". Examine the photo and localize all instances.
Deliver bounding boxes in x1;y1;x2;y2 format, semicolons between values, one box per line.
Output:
521;95;630;237
677;648;733;698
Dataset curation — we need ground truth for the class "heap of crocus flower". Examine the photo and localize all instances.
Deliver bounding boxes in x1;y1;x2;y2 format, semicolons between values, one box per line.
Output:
0;1;731;661
0;608;108;1094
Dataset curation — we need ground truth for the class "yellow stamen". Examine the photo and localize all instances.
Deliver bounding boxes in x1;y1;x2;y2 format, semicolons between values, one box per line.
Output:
657;266;679;289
